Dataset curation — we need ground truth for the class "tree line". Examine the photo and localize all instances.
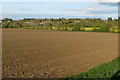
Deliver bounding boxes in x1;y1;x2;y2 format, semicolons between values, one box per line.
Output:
0;17;119;32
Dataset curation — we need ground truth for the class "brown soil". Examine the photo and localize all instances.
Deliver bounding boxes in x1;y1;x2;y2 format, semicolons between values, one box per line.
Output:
2;29;118;78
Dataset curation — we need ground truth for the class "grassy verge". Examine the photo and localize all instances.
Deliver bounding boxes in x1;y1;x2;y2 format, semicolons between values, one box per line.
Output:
61;57;120;79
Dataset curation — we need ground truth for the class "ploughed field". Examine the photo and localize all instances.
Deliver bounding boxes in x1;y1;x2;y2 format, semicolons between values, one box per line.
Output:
2;29;118;78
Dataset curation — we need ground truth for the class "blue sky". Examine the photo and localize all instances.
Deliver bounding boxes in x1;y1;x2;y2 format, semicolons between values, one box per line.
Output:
1;0;119;20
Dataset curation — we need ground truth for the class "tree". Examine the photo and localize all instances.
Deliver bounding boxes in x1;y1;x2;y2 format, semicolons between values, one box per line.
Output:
2;18;13;23
8;22;22;28
107;17;112;21
2;18;13;28
2;22;10;28
73;24;81;31
102;23;112;32
43;22;52;29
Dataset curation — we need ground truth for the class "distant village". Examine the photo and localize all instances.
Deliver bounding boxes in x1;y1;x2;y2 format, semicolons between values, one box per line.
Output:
0;17;119;32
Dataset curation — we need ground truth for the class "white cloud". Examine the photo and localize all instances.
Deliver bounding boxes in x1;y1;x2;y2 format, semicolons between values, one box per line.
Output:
80;7;96;14
18;8;32;10
63;7;96;14
100;0;119;3
1;0;119;2
1;0;118;19
63;4;118;19
99;0;119;7
81;11;86;14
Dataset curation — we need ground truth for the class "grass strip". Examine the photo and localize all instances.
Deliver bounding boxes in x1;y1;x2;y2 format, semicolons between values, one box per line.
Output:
61;57;120;79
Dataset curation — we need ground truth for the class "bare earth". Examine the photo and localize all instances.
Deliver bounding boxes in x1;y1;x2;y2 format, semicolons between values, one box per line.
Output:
2;29;118;78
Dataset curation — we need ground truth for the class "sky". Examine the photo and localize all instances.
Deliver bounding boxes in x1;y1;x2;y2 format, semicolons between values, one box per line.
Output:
0;0;119;20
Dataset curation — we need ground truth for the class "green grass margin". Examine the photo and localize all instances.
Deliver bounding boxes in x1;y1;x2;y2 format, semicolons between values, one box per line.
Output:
61;57;120;79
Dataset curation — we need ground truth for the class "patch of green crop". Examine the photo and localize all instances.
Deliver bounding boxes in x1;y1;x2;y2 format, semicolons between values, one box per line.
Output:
61;57;120;79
